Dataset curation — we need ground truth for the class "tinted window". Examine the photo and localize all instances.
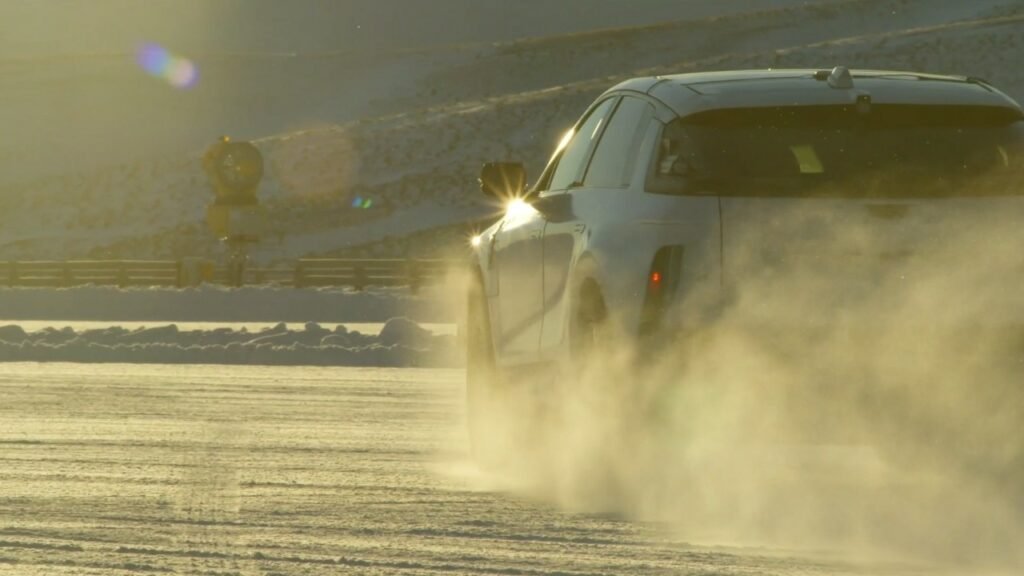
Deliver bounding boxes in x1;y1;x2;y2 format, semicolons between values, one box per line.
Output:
584;97;653;188
548;98;616;191
652;105;1024;197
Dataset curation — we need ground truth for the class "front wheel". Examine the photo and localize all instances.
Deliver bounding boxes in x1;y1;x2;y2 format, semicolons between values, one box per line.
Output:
465;276;494;458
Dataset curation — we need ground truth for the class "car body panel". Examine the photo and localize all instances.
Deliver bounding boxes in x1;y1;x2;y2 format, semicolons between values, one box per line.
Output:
490;204;546;363
471;68;1024;369
536;119;723;361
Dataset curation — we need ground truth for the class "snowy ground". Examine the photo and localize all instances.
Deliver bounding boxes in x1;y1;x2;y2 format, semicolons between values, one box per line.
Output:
0;363;990;575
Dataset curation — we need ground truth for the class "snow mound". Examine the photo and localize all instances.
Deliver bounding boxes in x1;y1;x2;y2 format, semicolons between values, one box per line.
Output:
0;321;460;368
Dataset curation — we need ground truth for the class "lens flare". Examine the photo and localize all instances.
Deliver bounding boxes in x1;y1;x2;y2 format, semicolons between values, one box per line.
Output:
504;198;537;221
351;196;374;209
136;43;199;89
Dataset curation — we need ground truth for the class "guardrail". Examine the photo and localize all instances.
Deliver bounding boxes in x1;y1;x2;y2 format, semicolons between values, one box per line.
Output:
0;259;459;290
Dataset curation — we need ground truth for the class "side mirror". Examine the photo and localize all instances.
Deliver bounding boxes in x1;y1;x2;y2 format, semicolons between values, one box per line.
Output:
479;162;527;199
532;193;573;223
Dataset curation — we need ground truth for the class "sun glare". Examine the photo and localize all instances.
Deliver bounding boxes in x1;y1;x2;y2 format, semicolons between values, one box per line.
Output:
555;129;575;154
504;198;537;221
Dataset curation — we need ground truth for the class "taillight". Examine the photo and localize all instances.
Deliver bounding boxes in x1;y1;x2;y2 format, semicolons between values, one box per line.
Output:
639;246;683;337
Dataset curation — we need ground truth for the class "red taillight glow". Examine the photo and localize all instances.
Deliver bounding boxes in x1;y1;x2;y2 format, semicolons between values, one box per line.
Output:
640;246;681;337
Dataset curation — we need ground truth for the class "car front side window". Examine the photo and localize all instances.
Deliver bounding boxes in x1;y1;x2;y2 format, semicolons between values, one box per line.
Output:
544;98;617;192
582;96;654;189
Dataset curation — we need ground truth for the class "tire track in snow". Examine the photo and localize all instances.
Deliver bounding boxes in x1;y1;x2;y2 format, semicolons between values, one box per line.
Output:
0;363;953;575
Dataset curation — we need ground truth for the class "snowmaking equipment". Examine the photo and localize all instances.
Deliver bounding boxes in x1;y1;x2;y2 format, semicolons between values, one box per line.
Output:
202;136;265;285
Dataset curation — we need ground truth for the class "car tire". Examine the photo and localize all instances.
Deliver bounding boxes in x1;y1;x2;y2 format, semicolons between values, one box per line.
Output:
569;278;609;373
565;278;629;493
466;273;498;462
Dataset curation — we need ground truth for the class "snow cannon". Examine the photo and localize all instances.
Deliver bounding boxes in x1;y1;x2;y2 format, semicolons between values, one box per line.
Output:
203;136;265;240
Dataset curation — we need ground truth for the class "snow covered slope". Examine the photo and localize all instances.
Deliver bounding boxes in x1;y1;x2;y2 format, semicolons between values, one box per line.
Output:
2;0;1022;262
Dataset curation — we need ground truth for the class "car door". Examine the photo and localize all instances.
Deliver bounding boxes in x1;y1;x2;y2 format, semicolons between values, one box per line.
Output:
490;98;616;366
539;95;656;356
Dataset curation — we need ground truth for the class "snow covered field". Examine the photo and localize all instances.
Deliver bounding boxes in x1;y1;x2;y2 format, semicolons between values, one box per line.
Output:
0;363;998;575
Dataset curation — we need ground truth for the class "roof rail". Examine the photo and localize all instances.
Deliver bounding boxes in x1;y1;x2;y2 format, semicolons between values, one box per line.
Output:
965;76;995;93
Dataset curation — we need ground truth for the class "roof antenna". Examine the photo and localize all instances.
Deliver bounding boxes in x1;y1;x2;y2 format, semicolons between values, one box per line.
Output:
828;66;854;89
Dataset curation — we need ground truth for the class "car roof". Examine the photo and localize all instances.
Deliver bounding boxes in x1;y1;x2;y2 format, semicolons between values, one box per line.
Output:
606;69;1023;119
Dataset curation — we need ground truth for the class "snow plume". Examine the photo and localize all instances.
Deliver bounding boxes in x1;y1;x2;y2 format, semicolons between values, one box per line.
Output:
468;178;1024;571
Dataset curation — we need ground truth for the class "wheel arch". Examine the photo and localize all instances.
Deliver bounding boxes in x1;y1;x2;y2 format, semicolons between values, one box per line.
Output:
570;252;609;323
465;262;499;364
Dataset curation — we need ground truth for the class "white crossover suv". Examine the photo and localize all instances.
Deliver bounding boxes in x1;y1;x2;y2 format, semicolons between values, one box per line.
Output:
466;69;1024;487
469;67;1022;372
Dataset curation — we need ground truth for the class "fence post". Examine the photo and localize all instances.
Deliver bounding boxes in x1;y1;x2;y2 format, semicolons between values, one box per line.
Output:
118;262;129;288
175;260;185;288
7;261;16;287
408;259;421;294
293;261;305;289
354;262;367;291
62;262;74;287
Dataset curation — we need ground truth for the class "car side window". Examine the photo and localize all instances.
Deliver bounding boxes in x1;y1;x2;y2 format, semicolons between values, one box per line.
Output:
583;97;654;188
546;98;617;192
655;122;701;178
646;121;700;195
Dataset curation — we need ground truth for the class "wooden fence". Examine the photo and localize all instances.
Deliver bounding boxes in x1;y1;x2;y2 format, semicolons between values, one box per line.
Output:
0;260;184;288
0;259;458;290
293;259;452;291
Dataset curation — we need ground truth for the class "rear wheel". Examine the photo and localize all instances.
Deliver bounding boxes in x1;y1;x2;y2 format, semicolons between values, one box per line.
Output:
569;279;609;372
565;279;633;501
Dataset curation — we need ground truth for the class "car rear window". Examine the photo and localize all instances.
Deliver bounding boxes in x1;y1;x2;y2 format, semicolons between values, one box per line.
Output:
651;105;1024;197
